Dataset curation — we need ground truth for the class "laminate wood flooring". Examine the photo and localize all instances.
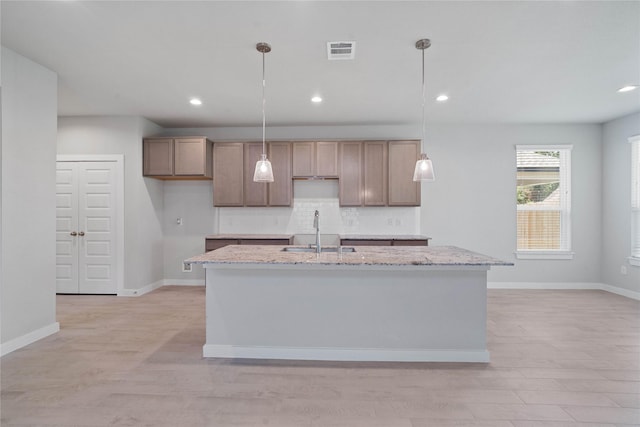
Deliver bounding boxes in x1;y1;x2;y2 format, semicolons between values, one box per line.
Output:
1;287;639;426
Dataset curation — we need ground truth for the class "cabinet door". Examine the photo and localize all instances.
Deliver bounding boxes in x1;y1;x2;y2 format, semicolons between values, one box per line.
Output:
268;142;292;206
388;140;421;206
143;138;173;176
392;239;429;246
341;239;392;246
205;239;238;252
339;141;363;206
213;143;244;206
243;142;268;206
292;141;315;177
174;138;209;176
316;141;339;177
363;141;387;206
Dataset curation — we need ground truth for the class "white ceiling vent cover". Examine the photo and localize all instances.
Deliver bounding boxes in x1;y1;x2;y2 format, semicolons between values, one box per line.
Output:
327;41;356;60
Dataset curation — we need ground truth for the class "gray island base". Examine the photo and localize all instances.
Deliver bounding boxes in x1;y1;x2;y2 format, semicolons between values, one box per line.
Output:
187;245;511;363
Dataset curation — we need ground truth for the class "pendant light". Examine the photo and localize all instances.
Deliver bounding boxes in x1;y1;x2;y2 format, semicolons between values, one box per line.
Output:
413;38;435;182
253;42;274;182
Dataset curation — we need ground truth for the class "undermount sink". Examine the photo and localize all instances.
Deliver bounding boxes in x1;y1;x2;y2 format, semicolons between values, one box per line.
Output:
282;246;356;253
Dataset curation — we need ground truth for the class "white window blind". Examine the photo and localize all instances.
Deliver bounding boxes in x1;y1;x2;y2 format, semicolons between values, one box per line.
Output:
516;145;572;258
631;135;640;261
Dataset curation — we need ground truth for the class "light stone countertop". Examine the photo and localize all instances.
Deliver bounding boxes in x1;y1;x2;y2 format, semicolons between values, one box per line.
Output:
187;245;512;267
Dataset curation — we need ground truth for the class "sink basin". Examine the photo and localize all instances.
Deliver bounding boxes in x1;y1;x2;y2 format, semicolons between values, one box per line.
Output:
282;246;356;253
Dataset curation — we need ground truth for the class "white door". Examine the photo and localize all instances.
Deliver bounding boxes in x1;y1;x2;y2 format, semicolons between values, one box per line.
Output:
56;161;118;294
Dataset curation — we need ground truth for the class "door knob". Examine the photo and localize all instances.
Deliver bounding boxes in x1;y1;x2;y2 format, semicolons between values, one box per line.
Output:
78;231;85;236
70;231;78;236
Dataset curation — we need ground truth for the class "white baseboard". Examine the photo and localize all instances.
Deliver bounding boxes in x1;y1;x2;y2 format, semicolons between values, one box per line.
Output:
118;279;164;297
203;344;490;363
118;279;204;297
488;282;640;300
599;283;640;300
163;279;205;287
1;322;60;357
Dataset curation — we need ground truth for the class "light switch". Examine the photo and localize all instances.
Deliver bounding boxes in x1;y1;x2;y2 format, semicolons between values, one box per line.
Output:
176;217;183;225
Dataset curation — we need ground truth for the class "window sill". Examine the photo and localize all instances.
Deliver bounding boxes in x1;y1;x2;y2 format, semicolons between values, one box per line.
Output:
629;257;640;267
515;251;575;260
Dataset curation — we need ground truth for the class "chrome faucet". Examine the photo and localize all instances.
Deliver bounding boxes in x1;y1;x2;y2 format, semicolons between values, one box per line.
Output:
313;210;321;253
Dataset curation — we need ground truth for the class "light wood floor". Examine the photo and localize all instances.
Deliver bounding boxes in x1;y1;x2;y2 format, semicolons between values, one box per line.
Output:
1;286;639;426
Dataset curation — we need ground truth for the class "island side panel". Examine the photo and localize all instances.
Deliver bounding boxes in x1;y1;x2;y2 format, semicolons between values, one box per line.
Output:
204;265;489;362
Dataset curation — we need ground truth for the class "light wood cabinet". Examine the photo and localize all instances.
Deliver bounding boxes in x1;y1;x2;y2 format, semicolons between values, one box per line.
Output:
292;141;339;178
205;235;294;252
243;143;268;206
339;141;363;206
339;141;388;207
340;237;430;246
268;142;293;206
213;142;244;207
363;141;388;206
388;140;421;206
143;137;213;179
316;141;339;177
214;141;292;207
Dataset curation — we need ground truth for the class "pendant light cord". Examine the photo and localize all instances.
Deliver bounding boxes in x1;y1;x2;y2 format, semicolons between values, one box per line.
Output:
421;47;426;154
262;50;266;156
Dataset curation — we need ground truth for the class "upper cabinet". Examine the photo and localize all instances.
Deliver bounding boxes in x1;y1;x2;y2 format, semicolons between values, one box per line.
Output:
148;137;420;208
292;141;339;178
363;141;388;206
338;141;390;207
243;143;268;207
388;140;421;206
338;141;363;206
268;142;293;206
143;137;213;179
213;142;244;207
213;142;292;207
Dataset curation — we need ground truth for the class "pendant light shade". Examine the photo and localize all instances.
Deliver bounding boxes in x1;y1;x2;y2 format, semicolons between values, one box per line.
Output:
413;153;435;181
413;38;435;182
253;42;274;183
253;153;274;182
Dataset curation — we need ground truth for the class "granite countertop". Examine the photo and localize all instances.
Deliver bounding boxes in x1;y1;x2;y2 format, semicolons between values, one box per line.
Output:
187;245;512;267
205;234;295;240
339;234;431;240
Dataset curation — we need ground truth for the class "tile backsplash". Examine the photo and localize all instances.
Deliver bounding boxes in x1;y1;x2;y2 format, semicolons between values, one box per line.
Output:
216;180;419;244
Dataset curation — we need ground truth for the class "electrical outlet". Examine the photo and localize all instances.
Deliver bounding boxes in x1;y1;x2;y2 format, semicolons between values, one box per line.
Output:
387;218;393;226
395;219;401;226
182;262;192;273
621;265;627;275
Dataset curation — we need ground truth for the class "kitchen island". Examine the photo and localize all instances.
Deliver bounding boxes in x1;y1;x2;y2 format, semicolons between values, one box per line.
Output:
187;245;511;363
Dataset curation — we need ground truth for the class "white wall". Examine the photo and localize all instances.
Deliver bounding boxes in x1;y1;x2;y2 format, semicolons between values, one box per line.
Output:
57;116;165;292
422;124;603;284
1;47;59;353
602;112;640;293
160;123;603;285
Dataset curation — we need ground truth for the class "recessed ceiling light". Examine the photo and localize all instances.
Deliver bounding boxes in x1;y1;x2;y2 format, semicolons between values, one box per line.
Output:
618;85;638;93
311;96;323;103
189;98;202;106
436;94;449;102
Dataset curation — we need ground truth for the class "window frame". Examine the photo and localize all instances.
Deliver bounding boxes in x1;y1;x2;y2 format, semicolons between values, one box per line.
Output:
515;145;574;260
630;135;640;267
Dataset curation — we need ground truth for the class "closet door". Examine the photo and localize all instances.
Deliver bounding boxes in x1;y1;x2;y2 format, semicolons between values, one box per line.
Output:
56;163;80;293
56;161;118;294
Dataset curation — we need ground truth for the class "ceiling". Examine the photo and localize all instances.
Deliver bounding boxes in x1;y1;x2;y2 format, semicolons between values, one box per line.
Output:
2;1;639;128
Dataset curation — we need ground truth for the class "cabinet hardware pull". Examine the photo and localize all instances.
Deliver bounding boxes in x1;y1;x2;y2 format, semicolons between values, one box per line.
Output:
70;231;78;236
78;231;85;236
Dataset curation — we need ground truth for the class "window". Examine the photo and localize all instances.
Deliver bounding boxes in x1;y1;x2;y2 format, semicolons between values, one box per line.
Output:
516;145;573;259
631;135;640;266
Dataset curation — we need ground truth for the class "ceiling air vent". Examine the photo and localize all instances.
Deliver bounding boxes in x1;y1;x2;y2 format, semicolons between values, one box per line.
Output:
327;41;356;60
